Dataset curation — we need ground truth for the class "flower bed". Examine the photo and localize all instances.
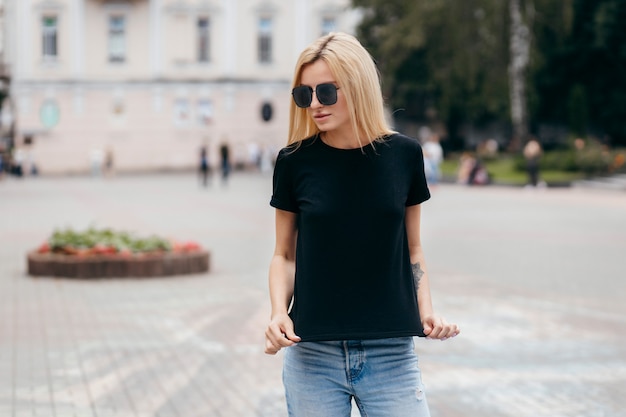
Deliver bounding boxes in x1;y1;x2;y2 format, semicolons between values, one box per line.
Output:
28;227;210;278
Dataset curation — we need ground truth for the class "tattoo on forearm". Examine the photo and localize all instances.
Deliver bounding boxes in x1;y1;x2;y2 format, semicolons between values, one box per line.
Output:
412;262;424;291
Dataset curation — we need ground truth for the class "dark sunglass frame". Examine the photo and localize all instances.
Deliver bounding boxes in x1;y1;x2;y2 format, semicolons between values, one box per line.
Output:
292;83;340;108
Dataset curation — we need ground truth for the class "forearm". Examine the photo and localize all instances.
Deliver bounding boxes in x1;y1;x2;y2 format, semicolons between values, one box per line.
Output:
265;209;300;353
410;247;434;319
269;255;295;317
265;254;300;354
405;205;459;339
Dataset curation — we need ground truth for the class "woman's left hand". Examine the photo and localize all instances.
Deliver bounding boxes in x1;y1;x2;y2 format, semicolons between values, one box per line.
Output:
422;315;460;340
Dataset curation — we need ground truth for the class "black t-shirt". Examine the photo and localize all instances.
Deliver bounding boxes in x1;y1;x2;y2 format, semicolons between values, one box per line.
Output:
270;133;431;342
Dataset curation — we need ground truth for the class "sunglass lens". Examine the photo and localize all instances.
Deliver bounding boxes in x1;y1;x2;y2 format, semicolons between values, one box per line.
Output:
316;84;338;106
292;86;313;108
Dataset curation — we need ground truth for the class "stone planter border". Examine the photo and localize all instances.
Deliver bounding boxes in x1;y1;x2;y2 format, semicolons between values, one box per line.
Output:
27;250;210;278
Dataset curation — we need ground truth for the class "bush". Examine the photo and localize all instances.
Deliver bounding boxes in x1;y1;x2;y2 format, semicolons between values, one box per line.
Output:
38;227;202;256
514;140;614;176
48;227;171;254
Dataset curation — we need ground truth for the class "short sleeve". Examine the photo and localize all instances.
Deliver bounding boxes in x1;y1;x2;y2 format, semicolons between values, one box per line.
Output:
406;143;431;206
270;148;299;212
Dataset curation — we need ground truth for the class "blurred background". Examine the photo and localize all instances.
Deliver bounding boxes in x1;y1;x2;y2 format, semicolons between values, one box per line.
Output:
1;2;625;416
0;0;624;186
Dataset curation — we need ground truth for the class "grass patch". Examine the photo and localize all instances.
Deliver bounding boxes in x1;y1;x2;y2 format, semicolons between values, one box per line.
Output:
441;156;585;186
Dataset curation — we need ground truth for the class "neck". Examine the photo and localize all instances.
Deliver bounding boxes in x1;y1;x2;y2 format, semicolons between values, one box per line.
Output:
321;130;361;150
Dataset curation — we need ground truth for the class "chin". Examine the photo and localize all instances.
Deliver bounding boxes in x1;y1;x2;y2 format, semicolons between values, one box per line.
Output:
315;122;335;132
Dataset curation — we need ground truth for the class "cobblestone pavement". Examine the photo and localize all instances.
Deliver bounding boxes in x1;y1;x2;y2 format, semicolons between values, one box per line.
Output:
1;173;625;417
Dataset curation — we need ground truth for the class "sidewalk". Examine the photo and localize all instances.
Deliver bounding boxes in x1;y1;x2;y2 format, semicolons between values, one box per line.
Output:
1;173;625;417
573;173;626;191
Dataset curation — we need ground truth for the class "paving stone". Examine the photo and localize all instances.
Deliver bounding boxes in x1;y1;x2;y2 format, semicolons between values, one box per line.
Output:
1;174;625;416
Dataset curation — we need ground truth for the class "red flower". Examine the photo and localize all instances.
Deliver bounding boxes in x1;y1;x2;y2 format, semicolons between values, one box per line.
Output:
183;241;201;252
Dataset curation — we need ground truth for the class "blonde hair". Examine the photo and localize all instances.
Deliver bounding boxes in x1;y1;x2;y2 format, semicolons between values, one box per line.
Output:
287;32;395;147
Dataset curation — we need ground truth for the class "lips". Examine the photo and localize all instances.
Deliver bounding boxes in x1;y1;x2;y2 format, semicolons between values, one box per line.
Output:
314;113;331;121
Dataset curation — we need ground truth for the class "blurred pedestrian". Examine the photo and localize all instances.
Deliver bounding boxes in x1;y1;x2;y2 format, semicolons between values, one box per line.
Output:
12;147;24;177
457;152;476;184
199;145;210;186
90;148;104;178
104;146;115;178
423;133;444;186
265;32;459;417
523;137;542;187
457;152;490;186
219;142;231;185
468;158;490;185
260;145;273;174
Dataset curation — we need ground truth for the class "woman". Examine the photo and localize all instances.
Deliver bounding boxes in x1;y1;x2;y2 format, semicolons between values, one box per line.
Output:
265;32;459;417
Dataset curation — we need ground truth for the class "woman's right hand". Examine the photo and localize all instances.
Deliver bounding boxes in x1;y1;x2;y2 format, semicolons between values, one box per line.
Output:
264;313;301;355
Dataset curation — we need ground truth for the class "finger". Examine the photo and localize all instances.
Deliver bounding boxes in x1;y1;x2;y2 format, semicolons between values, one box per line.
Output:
427;318;444;339
265;332;286;350
265;328;292;352
267;324;297;348
439;323;460;340
438;319;452;339
264;327;284;350
422;320;433;336
284;330;300;343
270;318;300;344
264;341;275;354
264;338;279;355
263;342;276;355
435;323;453;339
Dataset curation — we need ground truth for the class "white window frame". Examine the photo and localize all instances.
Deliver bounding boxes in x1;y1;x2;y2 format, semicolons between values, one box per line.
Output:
108;15;126;63
197;17;211;63
257;16;273;64
42;15;58;60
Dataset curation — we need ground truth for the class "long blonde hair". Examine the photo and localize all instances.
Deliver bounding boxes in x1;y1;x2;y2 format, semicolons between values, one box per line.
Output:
287;32;395;147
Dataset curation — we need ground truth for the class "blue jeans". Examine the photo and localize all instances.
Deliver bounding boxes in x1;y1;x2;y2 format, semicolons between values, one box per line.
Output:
283;337;430;417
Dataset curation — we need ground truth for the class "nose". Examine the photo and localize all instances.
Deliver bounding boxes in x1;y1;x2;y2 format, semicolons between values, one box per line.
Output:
309;92;322;109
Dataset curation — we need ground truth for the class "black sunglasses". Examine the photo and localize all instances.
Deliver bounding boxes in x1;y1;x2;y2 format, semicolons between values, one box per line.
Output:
292;83;340;108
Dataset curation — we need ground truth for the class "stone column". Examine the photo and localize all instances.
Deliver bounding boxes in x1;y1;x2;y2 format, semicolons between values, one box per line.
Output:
72;0;85;78
15;0;31;80
222;0;236;77
150;0;162;78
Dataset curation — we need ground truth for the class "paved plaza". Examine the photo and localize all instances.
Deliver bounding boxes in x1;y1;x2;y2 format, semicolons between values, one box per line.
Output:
1;172;625;417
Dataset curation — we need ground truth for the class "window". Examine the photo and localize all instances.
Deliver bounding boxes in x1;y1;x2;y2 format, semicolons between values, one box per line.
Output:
197;100;213;125
258;17;272;64
42;16;58;59
108;16;126;63
197;18;210;63
40;99;60;128
261;102;273;122
174;99;190;127
321;17;336;36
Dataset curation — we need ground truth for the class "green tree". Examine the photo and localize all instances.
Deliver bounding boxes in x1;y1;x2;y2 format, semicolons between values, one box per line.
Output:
354;0;510;147
532;0;626;145
508;0;534;148
353;0;626;147
567;84;588;137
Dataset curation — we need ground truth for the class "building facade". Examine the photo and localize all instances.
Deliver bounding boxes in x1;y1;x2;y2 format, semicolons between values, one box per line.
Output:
6;0;359;174
1;0;16;168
